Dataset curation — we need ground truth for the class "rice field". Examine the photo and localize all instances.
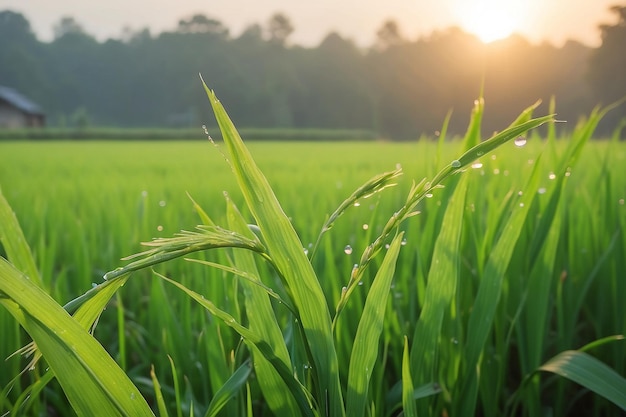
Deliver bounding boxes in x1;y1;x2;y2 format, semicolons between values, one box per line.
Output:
0;99;625;416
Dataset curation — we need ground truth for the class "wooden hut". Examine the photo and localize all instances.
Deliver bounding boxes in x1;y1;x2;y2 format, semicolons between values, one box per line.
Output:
0;86;45;128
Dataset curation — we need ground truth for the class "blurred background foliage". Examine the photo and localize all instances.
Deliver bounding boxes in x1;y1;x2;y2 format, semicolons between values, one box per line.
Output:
0;6;625;138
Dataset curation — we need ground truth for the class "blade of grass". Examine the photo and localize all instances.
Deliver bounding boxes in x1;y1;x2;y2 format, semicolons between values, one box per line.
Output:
309;168;402;261
345;232;404;416
104;226;266;281
539;350;626;411
155;271;315;417
0;258;154;417
410;175;468;385
202;79;344;416
401;336;417;417
455;153;544;416
150;365;170;417
0;189;43;289
225;195;302;416
204;360;252;417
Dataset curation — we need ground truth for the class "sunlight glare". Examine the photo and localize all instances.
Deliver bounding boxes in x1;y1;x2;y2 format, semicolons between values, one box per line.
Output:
457;0;524;43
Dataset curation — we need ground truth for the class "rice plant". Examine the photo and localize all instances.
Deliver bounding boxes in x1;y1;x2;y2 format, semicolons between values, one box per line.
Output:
1;85;625;416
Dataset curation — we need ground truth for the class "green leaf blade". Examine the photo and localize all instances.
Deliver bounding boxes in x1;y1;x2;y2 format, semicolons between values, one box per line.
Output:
203;81;344;417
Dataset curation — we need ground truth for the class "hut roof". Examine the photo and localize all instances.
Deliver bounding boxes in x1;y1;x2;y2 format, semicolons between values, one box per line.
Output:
0;85;44;115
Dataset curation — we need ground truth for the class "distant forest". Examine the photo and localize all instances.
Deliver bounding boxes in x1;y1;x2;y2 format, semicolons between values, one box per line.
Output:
1;6;625;138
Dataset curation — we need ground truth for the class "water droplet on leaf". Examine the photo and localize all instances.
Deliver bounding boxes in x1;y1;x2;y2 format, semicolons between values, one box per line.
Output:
514;136;527;147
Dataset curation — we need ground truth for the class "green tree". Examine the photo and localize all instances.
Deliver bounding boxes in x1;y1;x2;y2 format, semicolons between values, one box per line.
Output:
177;13;229;37
53;16;86;39
266;13;294;46
374;19;405;51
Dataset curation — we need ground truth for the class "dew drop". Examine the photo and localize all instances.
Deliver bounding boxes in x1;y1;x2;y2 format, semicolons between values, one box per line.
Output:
141;190;148;197
303;247;309;255
344;245;353;255
425;193;433;198
471;162;483;169
548;172;556;180
518;191;523;196
130;393;136;400
159;200;166;207
451;160;461;168
401;238;407;246
538;187;547;194
493;168;500;175
519;203;525;207
358;281;363;286
491;154;497;160
514;136;527;147
353;201;361;207
157;225;163;232
201;124;209;135
362;223;369;230
619;198;625;206
451;338;459;345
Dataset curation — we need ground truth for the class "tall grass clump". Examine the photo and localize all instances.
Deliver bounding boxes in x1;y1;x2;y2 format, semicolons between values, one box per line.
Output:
1;82;625;416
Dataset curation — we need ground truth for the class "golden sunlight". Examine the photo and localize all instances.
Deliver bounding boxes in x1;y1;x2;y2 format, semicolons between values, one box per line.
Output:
455;0;526;43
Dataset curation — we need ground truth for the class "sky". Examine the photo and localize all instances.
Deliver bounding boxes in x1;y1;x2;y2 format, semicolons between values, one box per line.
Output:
0;0;620;47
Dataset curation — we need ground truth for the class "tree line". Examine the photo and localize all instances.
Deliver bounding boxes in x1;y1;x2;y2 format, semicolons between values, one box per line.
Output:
0;7;624;139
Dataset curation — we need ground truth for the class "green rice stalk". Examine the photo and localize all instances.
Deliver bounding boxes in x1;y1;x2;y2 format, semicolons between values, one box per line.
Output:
104;226;267;280
204;360;252;417
0;189;43;289
154;271;315;417
454;152;544;416
150;365;170;417
334;113;554;324
401;336;417;417
0;258;153;417
169;355;183;417
409;175;467;387
225;195;302;416
202;78;344;416
345;232;404;416
184;258;292;311
309;168;402;261
539;350;626;412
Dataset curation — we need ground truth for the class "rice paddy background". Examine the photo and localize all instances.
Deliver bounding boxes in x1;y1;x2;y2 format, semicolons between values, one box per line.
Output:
1;129;625;415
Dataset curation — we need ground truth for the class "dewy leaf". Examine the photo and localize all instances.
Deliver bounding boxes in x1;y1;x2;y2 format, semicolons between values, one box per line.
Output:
346;232;404;417
202;78;344;417
539;350;626;411
455;152;544;415
0;189;43;289
0;258;154;417
104;226;265;280
155;271;314;417
410;175;468;384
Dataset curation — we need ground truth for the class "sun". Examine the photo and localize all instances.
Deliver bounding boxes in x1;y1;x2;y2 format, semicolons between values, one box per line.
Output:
456;0;524;43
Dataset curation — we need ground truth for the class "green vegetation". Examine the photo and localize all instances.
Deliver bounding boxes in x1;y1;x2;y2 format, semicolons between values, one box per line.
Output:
0;93;625;416
2;5;626;137
0;127;378;141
